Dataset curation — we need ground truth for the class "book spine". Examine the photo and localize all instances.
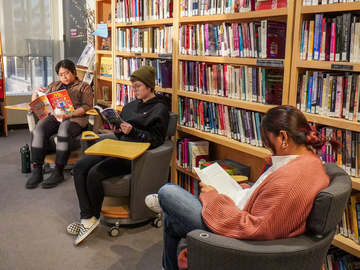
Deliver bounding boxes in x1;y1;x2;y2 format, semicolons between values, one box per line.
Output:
313;13;323;61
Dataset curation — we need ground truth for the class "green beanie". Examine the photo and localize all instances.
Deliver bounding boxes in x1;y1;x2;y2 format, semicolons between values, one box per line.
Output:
131;66;156;89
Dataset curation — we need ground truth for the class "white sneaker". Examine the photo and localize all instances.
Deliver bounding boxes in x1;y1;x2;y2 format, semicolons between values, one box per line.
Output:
67;222;81;235
74;218;100;245
145;194;162;213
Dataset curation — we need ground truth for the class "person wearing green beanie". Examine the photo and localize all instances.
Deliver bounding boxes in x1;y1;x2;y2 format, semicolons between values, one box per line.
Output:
69;65;170;245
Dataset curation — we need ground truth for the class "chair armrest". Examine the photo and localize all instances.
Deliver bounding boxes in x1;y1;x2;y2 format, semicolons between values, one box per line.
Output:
129;139;174;221
186;229;335;270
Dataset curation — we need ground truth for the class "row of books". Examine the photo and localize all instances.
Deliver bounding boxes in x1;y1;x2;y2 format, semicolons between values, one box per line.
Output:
114;0;173;23
178;20;286;59
300;13;360;63
314;126;360;177
177;171;201;197
180;0;287;17
179;61;284;105
115;26;173;54
116;84;136;106
179;97;265;147
296;71;360;121
303;0;360;6
323;246;360;269
176;138;209;173
114;57;172;88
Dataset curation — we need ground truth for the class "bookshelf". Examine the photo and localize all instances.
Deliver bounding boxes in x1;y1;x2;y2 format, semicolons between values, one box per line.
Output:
173;1;296;183
0;32;7;136
289;0;360;259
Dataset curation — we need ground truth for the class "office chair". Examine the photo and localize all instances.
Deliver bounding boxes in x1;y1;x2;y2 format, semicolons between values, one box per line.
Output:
81;112;177;236
177;162;352;270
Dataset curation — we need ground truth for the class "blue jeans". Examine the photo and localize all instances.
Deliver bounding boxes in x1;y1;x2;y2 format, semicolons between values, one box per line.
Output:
158;183;211;270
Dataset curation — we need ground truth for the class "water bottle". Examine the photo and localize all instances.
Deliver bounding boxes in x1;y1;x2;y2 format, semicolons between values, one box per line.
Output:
20;144;31;173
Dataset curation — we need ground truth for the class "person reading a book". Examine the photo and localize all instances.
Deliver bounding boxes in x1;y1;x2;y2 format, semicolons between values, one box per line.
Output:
68;65;170;245
145;105;342;270
26;59;93;189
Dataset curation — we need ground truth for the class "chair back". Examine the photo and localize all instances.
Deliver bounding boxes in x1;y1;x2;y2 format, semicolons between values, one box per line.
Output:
166;112;177;137
306;163;352;237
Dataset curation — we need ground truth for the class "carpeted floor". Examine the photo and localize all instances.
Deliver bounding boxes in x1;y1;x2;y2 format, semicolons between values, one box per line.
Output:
0;128;163;270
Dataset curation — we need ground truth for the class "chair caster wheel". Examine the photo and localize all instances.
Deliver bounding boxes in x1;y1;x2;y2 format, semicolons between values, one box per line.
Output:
108;227;119;237
152;218;163;228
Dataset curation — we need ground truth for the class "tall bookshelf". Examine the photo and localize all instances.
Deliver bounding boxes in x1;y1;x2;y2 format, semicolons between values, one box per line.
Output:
0;32;7;136
289;0;360;258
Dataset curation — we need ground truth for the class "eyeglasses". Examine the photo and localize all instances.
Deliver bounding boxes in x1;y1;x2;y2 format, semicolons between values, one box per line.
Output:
58;71;71;78
131;83;144;91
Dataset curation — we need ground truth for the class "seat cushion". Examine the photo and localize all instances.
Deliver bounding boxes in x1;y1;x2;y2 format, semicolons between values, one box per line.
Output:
102;174;131;197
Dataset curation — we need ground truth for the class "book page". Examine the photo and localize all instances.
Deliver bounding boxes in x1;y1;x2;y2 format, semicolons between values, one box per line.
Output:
194;163;243;203
29;95;53;120
46;90;75;115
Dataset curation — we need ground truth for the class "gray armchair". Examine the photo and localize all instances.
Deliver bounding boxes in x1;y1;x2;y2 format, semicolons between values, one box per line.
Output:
81;112;178;236
178;163;352;270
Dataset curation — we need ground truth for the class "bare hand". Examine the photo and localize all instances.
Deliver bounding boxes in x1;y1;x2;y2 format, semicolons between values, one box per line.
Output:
54;111;67;122
35;87;46;94
199;182;216;194
120;122;132;135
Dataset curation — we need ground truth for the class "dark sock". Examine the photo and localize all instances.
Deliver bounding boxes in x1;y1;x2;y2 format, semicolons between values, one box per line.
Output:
55;164;65;170
33;163;43;169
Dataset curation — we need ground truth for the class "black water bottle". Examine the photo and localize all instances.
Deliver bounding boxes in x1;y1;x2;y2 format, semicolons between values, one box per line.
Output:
20;144;31;173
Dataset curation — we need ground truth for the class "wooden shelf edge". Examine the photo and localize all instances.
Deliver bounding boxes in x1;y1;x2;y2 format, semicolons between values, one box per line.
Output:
352;177;360;191
296;60;360;72
179;8;288;23
97;99;112;107
332;234;360;258
115;18;173;27
303;113;360;131
177;90;277;113
97;75;113;81
176;165;200;180
95;50;112;55
177;125;271;158
301;2;360;14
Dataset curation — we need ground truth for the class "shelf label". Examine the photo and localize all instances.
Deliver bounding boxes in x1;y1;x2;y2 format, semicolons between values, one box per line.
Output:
331;64;353;71
256;59;284;67
126;22;132;26
135;53;141;56
158;54;172;60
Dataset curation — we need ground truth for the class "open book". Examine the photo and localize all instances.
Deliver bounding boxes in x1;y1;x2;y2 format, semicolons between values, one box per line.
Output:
29;89;75;120
194;162;243;203
94;105;124;129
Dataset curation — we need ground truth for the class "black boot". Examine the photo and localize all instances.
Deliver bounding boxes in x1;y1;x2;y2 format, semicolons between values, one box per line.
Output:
26;167;43;189
42;168;65;189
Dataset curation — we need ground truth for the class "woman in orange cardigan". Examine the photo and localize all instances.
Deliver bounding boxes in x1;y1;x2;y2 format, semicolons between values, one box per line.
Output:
146;105;342;270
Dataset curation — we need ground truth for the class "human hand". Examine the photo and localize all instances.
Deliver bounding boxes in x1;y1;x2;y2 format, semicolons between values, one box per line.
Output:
120;122;132;134
54;111;67;122
35;87;46;95
110;124;121;133
199;182;216;194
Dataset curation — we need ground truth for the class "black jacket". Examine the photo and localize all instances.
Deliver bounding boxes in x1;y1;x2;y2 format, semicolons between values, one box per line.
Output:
116;95;170;149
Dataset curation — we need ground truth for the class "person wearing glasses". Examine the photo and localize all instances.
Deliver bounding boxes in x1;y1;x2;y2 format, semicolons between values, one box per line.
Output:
27;59;93;189
67;65;170;245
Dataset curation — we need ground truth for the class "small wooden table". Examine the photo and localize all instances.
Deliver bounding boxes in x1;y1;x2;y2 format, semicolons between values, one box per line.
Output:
84;139;151;219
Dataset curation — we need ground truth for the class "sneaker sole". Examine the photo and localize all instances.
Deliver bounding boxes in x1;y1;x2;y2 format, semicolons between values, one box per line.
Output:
75;219;100;245
25;179;43;189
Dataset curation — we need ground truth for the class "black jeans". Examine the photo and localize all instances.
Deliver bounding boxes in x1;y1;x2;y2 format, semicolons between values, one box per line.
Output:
73;155;131;219
30;115;84;165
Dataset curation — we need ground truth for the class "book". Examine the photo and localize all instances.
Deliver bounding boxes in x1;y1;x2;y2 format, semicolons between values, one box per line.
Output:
100;57;113;77
194;162;243;203
199;158;250;177
29;89;75;120
77;44;95;69
82;71;94;86
187;140;209;172
94;105;124;129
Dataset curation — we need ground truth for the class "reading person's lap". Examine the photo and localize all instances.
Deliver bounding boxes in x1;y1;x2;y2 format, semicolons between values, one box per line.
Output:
159;183;210;236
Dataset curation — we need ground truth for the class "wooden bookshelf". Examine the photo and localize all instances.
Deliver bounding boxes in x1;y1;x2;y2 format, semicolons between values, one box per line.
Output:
0;32;7;136
289;0;360;259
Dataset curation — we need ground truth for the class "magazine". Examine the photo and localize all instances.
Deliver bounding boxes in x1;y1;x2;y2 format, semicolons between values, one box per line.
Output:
77;44;95;69
82;71;94;86
194;163;243;203
94;105;124;129
29;89;75;120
